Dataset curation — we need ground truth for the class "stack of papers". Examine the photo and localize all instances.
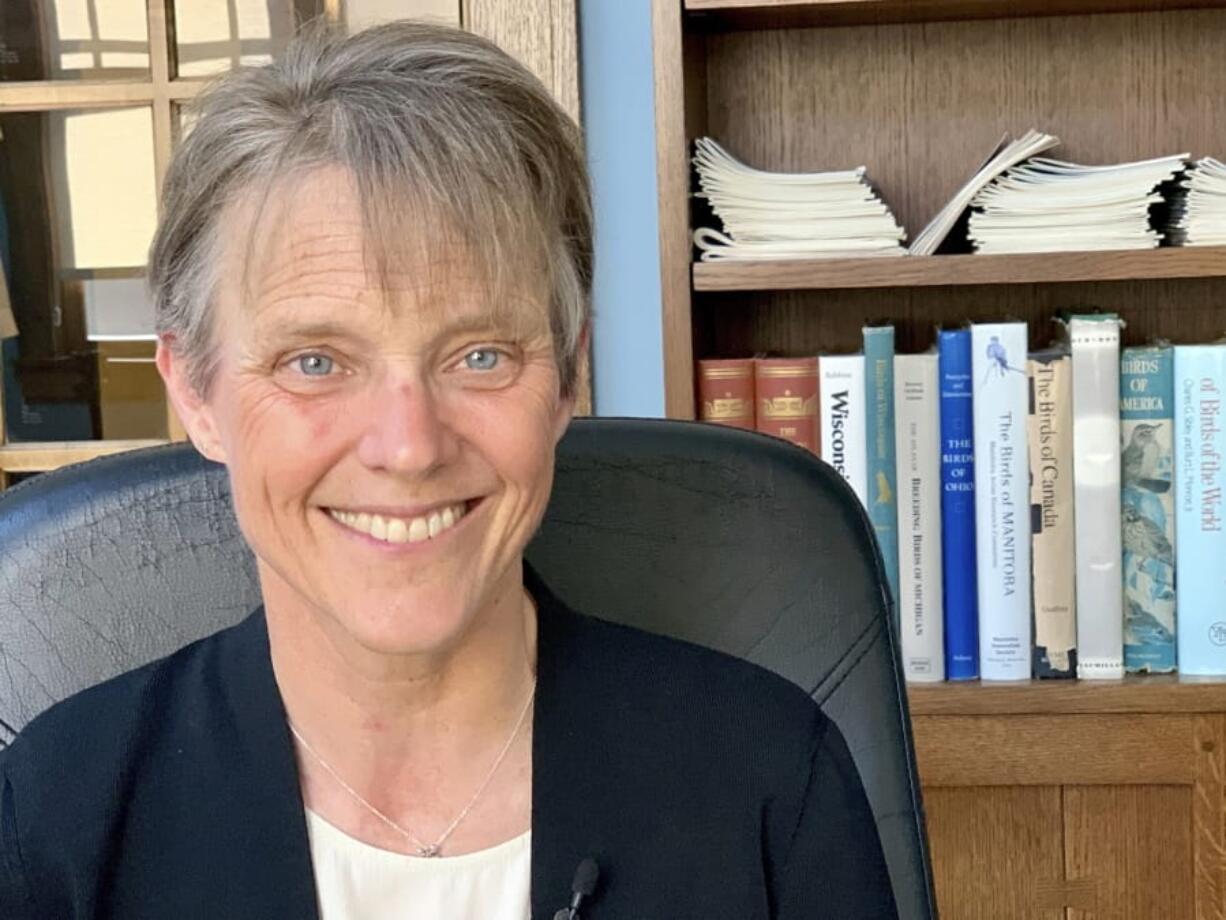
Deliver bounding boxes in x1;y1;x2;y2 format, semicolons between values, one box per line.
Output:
691;137;906;261
967;153;1188;254
910;130;1059;256
1167;157;1226;246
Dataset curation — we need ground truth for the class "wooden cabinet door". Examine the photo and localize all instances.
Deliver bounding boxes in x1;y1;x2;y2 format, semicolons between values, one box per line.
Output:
914;712;1226;919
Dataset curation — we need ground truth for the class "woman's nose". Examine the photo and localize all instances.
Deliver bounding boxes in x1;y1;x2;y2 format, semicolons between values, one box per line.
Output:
355;379;459;475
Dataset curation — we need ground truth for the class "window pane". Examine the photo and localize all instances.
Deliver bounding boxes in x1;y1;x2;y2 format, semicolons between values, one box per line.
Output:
174;0;326;78
0;107;166;443
0;0;151;82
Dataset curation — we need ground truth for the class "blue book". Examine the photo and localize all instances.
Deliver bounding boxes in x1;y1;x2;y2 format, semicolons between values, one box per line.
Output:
863;324;899;612
938;329;979;680
1174;345;1226;675
1121;345;1176;673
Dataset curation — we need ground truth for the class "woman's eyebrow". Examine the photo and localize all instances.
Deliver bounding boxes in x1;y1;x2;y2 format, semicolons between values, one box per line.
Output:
257;320;367;345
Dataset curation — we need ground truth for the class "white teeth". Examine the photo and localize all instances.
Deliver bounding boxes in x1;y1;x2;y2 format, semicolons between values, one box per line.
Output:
370;515;388;540
329;502;468;545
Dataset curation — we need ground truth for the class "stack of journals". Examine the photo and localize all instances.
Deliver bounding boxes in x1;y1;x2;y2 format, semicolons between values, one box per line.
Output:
1168;157;1226;246
967;155;1188;253
690;137;906;261
696;326;1226;683
910;129;1059;256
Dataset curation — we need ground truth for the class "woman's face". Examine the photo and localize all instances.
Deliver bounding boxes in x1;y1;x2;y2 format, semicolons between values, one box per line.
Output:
163;168;574;657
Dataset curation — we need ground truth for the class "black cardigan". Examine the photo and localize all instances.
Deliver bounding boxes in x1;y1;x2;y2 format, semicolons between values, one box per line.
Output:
0;571;898;919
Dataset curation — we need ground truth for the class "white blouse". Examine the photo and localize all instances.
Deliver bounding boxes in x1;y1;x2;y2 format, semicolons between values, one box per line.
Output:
304;808;532;920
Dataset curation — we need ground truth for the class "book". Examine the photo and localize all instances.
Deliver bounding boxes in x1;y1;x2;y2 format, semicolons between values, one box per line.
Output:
1174;345;1226;675
691;137;907;261
937;328;979;680
819;354;868;507
909;129;1059;256
1027;349;1077;678
1121;345;1177;673
894;353;945;681
696;359;755;430
755;357;818;452
1067;314;1126;680
971;321;1031;680
864;324;899;609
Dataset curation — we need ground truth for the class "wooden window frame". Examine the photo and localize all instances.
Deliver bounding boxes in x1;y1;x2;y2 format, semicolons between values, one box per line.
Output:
0;0;343;480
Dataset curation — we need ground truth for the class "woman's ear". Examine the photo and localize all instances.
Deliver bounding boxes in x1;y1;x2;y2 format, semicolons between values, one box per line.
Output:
156;337;227;464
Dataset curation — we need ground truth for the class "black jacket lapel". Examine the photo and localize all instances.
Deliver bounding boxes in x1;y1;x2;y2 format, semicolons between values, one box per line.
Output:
190;610;321;920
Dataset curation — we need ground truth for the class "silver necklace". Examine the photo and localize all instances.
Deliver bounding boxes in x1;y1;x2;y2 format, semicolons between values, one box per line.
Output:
289;682;536;858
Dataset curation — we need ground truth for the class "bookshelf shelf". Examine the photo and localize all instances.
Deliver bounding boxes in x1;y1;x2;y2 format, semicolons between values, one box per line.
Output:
0;440;166;474
908;675;1226;716
685;0;1226;30
692;246;1226;292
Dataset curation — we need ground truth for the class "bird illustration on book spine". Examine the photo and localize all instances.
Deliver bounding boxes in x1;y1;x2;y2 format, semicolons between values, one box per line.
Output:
982;336;1027;384
1123;423;1171;493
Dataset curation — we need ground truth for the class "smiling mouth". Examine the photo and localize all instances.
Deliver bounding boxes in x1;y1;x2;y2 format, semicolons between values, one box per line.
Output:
326;501;472;545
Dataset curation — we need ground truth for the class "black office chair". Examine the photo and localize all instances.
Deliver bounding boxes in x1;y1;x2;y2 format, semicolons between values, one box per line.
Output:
0;418;936;920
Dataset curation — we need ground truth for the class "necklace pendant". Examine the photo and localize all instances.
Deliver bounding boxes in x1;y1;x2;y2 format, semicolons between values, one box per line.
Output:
417;844;442;858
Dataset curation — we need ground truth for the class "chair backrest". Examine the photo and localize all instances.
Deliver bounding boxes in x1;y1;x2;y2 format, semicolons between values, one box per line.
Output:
0;417;936;920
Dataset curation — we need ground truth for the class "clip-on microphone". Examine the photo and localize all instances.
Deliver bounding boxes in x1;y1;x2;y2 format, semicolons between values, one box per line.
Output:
553;857;600;920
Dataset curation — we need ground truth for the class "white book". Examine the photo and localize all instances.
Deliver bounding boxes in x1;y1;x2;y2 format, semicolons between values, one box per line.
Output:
971;322;1032;681
894;354;945;681
819;355;868;507
1068;315;1125;679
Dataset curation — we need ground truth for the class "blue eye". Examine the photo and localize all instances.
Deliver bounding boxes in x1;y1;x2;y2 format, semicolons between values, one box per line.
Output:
464;349;500;371
297;354;334;376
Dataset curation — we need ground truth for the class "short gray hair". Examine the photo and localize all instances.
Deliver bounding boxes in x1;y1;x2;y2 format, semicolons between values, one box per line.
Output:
149;20;593;397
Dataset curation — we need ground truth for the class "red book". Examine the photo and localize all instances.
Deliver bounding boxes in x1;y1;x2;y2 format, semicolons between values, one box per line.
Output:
754;357;818;452
696;358;755;430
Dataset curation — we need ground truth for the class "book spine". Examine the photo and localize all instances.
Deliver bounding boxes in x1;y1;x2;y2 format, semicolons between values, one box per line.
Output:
894;354;945;681
755;357;818;452
1174;345;1226;675
1027;352;1077;678
1121;345;1177;673
696;359;755;430
1070;316;1125;680
863;325;900;610
819;355;868;507
971;322;1031;681
938;329;978;680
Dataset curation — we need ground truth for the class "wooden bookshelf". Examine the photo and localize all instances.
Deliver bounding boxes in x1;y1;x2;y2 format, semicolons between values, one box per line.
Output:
653;0;1226;915
693;246;1226;291
908;675;1226;716
685;0;1226;30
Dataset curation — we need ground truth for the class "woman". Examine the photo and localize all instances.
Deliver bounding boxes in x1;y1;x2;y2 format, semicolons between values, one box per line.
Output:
0;21;897;920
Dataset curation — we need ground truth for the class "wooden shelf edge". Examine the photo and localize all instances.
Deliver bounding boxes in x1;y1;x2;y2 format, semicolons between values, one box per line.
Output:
907;675;1226;716
0;440;167;473
692;246;1226;291
0;81;156;112
684;0;1226;31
